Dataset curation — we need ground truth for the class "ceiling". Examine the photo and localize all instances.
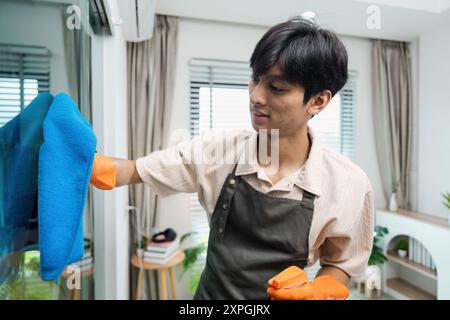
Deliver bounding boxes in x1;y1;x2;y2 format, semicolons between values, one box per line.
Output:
155;0;450;41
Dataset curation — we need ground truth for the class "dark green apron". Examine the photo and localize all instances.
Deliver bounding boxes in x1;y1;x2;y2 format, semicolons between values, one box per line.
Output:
194;162;315;300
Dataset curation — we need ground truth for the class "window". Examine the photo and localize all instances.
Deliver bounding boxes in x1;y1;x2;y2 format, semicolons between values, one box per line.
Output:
0;44;50;127
309;71;357;160
188;59;252;290
189;58;357;284
0;44;51;300
189;59;252;136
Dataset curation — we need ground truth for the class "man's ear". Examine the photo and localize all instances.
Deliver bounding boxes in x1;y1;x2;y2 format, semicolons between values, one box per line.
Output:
307;90;332;117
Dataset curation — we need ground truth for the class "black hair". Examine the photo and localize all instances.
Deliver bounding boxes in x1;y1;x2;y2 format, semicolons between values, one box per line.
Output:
250;17;348;104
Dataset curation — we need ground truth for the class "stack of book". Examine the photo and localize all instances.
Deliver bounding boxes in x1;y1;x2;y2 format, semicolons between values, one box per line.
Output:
143;238;181;264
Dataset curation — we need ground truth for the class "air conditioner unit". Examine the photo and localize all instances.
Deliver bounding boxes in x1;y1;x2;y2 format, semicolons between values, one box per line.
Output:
117;0;156;42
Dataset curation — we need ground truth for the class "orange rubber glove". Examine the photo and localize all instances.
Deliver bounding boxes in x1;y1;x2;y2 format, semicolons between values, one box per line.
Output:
90;154;116;190
267;266;349;300
267;266;308;289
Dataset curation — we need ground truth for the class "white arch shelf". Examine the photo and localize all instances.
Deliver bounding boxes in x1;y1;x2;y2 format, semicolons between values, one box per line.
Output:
376;209;450;300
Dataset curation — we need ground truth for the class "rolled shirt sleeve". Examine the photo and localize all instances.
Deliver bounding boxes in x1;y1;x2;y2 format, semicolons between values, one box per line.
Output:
319;188;375;281
135;137;198;197
134;130;251;217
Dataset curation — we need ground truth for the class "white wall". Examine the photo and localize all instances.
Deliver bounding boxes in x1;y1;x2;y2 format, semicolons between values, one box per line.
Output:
417;23;450;220
0;0;69;94
342;36;384;209
159;17;383;298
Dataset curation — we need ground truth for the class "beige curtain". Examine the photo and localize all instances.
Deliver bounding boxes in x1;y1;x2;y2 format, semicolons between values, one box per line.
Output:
127;15;178;300
372;40;413;209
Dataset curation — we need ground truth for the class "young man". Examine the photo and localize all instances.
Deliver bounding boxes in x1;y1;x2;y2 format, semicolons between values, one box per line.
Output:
91;18;374;300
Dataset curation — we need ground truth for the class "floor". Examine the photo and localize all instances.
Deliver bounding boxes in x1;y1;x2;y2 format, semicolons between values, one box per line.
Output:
348;283;396;300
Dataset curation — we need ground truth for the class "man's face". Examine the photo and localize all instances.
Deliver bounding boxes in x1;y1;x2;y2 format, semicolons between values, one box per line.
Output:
248;64;310;136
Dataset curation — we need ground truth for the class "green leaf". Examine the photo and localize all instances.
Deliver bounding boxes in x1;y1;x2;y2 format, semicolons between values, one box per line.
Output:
179;243;207;279
369;225;389;265
396;239;408;251
180;232;198;245
442;192;450;211
188;269;203;295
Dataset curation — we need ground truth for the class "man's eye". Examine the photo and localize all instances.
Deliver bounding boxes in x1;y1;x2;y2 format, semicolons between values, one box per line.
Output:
270;85;284;93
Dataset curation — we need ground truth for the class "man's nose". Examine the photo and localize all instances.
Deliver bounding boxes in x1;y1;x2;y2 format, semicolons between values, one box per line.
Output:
249;82;267;106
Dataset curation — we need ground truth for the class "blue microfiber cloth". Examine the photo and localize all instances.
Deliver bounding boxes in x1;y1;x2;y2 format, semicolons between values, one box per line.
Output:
0;93;53;285
38;92;96;282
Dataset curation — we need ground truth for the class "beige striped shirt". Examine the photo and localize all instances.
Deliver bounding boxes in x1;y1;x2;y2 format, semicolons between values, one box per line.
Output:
136;127;374;280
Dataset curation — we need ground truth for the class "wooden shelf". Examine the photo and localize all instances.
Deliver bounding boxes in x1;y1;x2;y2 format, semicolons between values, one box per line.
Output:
381;209;450;230
376;209;450;299
386;278;436;300
387;251;437;280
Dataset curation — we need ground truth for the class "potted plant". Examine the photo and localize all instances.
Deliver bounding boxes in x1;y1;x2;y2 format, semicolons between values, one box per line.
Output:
368;226;389;266
442;192;450;224
355;226;389;297
396;239;408;258
179;232;207;295
134;236;148;258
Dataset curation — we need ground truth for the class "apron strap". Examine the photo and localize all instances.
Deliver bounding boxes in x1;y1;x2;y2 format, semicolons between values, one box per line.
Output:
231;160;239;176
301;190;315;209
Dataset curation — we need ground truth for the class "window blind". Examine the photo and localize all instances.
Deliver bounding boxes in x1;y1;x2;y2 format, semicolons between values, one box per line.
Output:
309;71;357;160
189;58;357;280
0;44;51;127
189;59;252;136
189;59;252;276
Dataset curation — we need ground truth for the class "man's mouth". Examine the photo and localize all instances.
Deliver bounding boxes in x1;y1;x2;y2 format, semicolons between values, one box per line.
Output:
252;109;270;118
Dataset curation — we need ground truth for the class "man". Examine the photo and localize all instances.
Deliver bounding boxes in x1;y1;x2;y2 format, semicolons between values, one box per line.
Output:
90;17;374;300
